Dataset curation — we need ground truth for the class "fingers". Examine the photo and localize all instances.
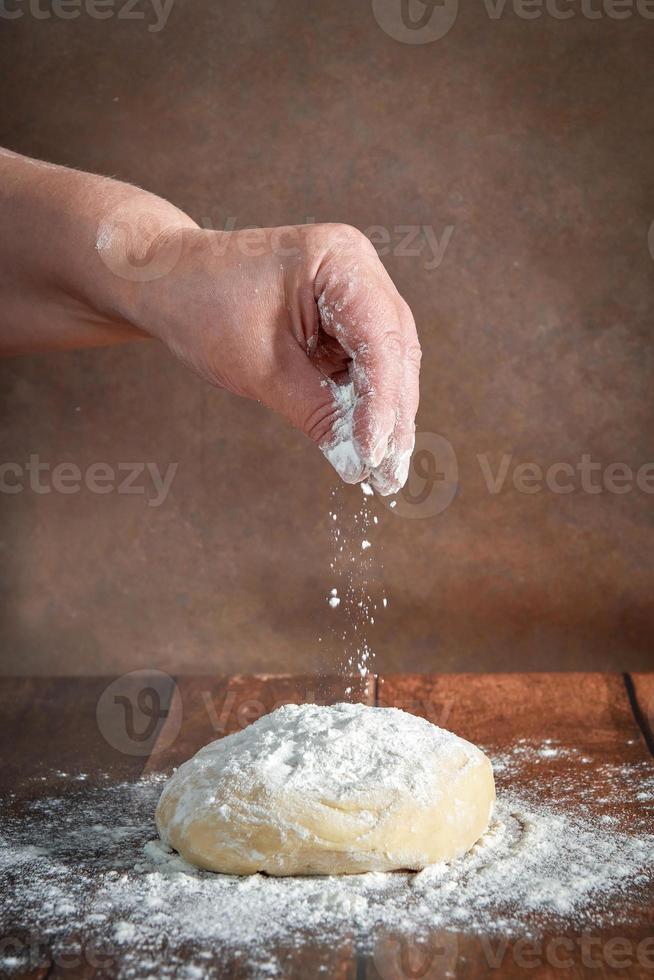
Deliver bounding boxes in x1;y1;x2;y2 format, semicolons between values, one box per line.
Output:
266;333;370;485
315;231;420;490
370;303;421;495
350;325;404;470
317;264;404;470
260;223;420;492
319;378;372;486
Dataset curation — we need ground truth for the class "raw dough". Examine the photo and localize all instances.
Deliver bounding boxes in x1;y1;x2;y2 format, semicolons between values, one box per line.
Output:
155;702;495;876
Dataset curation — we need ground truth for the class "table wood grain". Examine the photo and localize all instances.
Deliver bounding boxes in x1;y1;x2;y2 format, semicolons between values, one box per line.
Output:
1;673;652;979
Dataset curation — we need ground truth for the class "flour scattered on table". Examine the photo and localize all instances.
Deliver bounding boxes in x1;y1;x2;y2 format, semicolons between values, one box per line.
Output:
1;745;652;978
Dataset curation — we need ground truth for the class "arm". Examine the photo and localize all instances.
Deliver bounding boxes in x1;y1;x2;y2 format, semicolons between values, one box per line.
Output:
0;149;421;494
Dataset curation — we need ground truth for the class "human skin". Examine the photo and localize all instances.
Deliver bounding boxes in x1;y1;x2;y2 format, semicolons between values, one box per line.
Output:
0;148;421;493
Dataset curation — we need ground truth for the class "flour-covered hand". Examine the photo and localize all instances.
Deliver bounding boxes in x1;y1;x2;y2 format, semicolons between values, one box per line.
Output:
140;223;421;494
0;151;420;495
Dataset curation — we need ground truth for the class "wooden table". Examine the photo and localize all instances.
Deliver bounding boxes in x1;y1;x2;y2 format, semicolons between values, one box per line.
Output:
1;673;653;978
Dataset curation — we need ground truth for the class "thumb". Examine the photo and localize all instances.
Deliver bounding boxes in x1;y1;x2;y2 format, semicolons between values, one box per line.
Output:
269;337;370;486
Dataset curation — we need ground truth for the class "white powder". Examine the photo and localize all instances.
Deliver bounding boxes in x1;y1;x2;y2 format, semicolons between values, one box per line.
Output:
371;444;414;496
323;485;387;681
319;377;413;497
2;743;652;978
160;703;483;827
319;379;364;485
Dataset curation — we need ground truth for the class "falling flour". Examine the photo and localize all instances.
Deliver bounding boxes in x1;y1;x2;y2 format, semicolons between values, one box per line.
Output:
324;483;387;686
2;742;652;978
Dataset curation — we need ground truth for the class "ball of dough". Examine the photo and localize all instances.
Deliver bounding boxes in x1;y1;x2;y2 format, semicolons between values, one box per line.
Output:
155;702;495;876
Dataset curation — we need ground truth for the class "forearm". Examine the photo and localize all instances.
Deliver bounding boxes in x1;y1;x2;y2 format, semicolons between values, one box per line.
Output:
0;148;197;355
0;149;420;491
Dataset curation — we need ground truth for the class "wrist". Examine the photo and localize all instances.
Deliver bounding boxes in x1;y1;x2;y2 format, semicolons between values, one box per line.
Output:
91;191;199;336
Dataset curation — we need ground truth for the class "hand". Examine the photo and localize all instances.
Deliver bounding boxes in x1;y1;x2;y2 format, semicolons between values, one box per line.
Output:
0;151;420;494
134;223;421;494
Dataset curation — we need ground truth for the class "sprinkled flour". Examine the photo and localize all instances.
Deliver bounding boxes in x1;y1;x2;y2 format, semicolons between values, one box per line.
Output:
2;741;652;978
155;703;492;876
166;702;481;806
324;484;387;685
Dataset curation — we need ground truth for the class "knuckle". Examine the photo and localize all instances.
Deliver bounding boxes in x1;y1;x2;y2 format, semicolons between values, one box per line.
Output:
408;342;422;367
331;222;365;242
327;223;376;257
303;398;341;445
376;327;404;361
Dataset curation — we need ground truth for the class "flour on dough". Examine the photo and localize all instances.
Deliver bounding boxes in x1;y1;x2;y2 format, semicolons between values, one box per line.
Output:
155;702;495;876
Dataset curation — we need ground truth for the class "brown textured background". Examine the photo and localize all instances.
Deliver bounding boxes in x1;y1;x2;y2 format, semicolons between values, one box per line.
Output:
0;0;653;675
